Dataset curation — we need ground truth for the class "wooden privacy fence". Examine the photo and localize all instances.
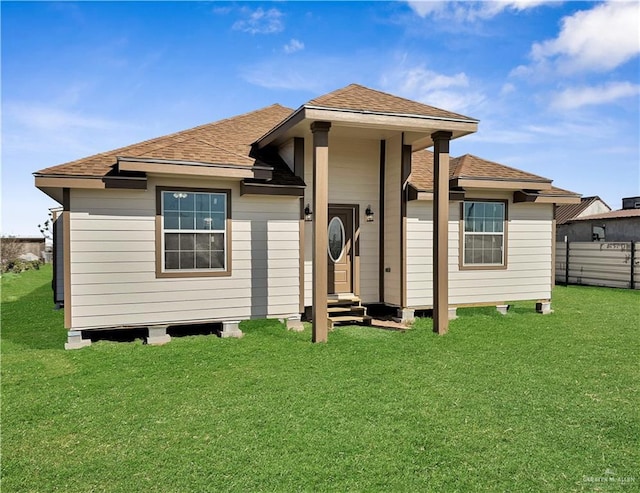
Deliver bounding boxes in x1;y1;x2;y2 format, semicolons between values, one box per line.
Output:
555;241;640;289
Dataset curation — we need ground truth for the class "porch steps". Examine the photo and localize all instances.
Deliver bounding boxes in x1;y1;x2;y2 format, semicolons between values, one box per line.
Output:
327;295;372;330
327;306;362;314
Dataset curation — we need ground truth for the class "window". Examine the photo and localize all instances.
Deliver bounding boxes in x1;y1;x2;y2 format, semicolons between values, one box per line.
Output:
157;188;231;277
461;201;506;268
592;225;605;242
327;216;345;262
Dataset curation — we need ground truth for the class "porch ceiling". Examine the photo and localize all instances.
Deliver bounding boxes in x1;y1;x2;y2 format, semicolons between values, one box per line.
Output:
255;106;478;151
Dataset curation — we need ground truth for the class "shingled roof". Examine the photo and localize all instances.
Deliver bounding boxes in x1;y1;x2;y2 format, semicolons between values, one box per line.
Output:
36;104;294;177
571;208;640;221
36;84;573;201
409;151;552;191
306;83;476;122
37;84;482;182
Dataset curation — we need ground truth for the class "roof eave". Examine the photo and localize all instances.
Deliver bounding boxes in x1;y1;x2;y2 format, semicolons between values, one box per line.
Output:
34;174;148;204
116;156;272;180
255;105;479;149
451;177;553;191
514;190;581;204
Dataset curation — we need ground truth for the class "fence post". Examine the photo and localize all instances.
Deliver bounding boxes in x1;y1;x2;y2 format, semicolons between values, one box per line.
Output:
631;241;636;290
564;237;570;286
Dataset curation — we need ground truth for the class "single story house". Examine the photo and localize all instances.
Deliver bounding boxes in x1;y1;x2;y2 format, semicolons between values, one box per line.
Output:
34;84;580;349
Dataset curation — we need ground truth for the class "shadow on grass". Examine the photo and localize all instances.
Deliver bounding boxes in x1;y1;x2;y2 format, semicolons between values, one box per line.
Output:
1;284;66;351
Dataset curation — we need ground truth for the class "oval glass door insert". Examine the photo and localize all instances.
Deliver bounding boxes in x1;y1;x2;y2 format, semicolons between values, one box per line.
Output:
327;216;345;263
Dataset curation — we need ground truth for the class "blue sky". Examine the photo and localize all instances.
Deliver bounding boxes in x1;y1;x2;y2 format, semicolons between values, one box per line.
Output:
2;1;639;236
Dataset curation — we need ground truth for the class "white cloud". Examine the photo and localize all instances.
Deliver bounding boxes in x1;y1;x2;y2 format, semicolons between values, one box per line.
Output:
381;64;484;114
3;101;141;158
284;39;304;54
406;1;448;18
529;1;640;73
232;7;284;35
407;0;551;21
6;102;122;132
241;57;351;93
465;108;620;147
500;82;516;95
550;81;640;110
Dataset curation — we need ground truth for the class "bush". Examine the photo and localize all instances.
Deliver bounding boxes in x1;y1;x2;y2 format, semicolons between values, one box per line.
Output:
1;259;42;274
1;237;45;274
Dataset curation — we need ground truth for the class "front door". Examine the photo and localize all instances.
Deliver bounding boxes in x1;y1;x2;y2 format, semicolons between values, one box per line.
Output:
328;206;354;294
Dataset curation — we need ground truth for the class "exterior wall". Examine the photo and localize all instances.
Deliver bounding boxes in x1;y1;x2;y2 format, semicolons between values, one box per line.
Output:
558;217;640;242
68;177;300;330
598;218;640;241
383;134;402;306
557;222;595;242
406;191;554;307
578;200;610;219
303;136;381;305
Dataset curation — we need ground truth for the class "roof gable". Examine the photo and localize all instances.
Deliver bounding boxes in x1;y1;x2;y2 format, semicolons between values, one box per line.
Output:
410;151;551;191
306;83;476;122
555;196;612;224
451;154;551;183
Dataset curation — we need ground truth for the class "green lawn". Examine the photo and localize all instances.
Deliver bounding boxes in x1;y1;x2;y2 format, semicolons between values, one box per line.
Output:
1;266;638;492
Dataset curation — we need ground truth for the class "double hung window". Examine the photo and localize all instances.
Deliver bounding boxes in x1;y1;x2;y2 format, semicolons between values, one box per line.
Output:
157;188;230;276
462;201;506;267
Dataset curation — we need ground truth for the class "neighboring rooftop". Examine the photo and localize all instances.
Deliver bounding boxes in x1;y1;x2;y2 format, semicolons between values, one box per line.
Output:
556;196;611;225
571;209;640;221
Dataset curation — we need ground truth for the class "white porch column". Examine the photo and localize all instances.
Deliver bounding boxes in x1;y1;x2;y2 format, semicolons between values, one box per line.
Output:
432;131;453;335
311;121;331;343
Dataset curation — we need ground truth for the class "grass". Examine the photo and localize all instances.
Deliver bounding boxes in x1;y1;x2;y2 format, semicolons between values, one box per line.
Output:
1;265;638;492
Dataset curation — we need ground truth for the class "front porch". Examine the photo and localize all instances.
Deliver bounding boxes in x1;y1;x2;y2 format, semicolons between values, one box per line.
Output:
254;85;479;341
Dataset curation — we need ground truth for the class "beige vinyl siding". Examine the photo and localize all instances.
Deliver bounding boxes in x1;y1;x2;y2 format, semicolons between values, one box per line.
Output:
69;178;300;330
303;136;380;305
383;134;402;306
406;191;554;307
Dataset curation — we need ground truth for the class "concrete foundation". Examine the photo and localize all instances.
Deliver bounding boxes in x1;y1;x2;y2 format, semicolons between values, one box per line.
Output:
147;326;171;345
536;301;552;315
496;304;509;315
394;308;415;324
220;321;244;338
286;316;305;332
448;307;458;320
64;330;92;350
